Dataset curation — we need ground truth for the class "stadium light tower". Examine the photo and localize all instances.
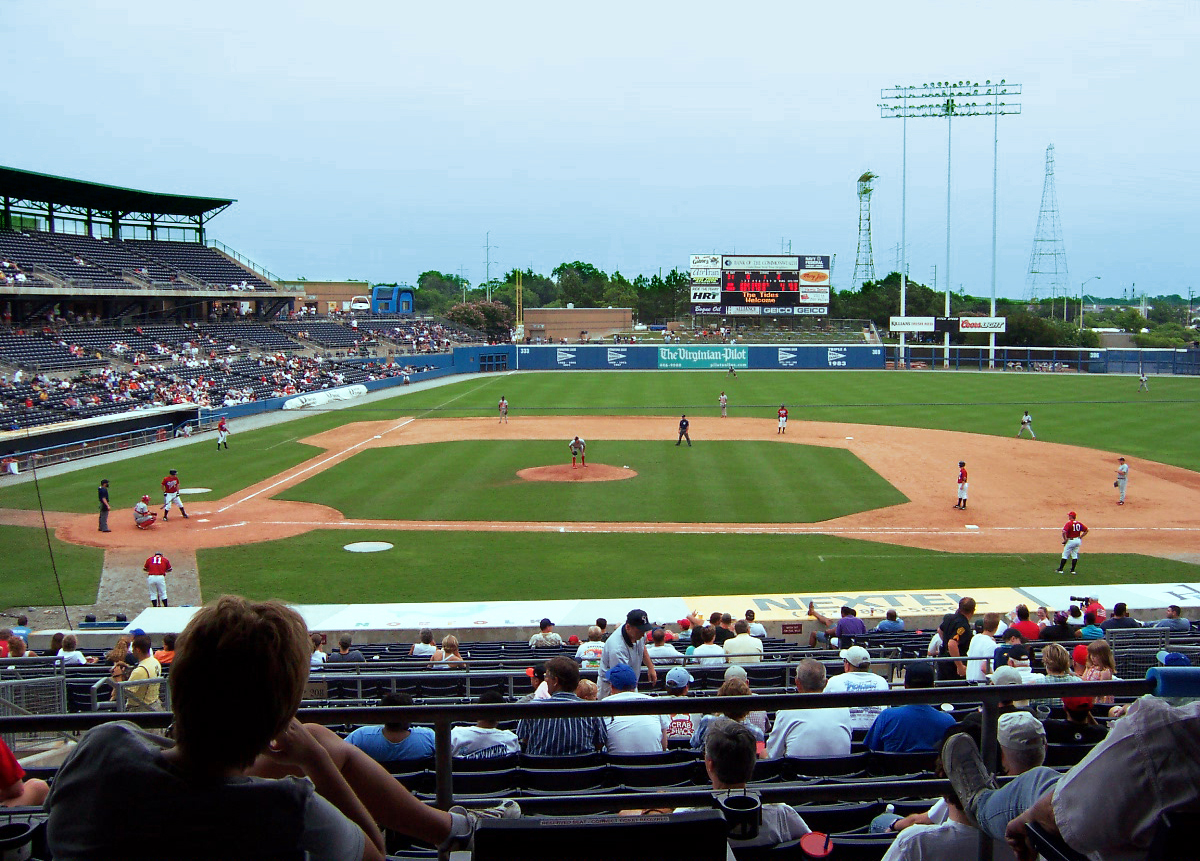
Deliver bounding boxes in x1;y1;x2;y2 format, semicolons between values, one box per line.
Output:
880;80;1021;367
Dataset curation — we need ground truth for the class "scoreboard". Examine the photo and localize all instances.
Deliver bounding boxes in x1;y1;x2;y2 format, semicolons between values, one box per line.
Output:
690;254;830;316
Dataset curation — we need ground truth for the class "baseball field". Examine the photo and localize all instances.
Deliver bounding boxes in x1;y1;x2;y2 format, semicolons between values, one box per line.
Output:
1;369;1198;608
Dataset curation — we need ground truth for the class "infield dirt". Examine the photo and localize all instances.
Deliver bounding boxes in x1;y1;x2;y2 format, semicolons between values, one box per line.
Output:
16;415;1197;560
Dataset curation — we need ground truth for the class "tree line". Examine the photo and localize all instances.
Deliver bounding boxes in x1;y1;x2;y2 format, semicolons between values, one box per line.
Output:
379;265;1195;348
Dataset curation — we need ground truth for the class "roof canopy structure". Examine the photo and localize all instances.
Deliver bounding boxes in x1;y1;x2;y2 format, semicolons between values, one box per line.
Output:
0;166;235;241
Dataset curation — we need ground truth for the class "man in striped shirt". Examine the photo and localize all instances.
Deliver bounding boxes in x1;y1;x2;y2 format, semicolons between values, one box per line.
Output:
517;657;607;756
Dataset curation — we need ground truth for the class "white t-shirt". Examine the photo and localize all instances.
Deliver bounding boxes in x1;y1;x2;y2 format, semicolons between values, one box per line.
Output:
821;671;890;730
646;644;684;664
692;644;727;666
748;622;768;638
765;705;853;759
966;633;997;683
576;641;604;668
410;643;436;657
449;725;521;761
604;691;667;753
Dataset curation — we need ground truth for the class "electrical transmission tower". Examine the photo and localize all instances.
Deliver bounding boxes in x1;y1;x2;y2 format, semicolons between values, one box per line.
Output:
853;171;877;287
1026;144;1069;304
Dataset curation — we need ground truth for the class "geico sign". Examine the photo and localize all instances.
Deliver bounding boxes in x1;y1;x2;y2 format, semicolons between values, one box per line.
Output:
959;317;1006;333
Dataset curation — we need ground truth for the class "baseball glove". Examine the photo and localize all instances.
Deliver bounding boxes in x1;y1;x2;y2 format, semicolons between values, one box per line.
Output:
1114;481;1120;488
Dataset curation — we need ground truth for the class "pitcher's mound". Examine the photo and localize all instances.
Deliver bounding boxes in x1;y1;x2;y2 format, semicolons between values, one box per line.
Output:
517;464;638;482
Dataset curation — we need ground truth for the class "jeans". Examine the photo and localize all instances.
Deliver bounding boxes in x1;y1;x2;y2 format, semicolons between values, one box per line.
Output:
972;767;1061;840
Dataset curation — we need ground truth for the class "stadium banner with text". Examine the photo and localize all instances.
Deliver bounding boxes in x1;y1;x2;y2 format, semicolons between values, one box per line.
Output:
513;345;881;370
687;587;1029;623
689;253;722;287
959;316;1007;333
748;345;884;370
690;286;721;304
889;316;936;333
721;255;800;271
658;345;749;369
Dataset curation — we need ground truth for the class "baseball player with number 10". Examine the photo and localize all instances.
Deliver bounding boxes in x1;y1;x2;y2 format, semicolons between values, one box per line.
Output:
1056;511;1089;574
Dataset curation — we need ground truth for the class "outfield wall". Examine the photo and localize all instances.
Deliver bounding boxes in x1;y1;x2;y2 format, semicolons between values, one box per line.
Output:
895;344;1200;374
514;344;885;371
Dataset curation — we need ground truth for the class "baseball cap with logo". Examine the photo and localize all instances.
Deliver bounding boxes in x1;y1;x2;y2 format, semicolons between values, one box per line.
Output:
665;667;695;689
998;711;1046;749
840;645;871;668
606;663;639;689
1157;650;1192;667
990;666;1023;686
626;609;653;634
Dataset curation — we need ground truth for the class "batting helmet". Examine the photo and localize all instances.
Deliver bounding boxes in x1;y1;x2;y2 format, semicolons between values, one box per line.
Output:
141;495;151;503
169;469;177;475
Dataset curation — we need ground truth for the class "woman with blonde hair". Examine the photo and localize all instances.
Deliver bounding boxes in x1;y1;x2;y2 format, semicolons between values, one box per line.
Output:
689;677;765;750
430;635;465;668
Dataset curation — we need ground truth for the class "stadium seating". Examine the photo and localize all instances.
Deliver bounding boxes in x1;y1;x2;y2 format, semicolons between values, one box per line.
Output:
126;238;275;290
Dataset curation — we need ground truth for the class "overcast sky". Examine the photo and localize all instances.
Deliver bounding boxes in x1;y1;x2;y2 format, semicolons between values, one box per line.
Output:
5;1;1197;300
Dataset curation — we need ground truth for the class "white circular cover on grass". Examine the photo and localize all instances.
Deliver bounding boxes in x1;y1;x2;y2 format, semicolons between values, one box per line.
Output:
344;541;395;553
180;487;212;494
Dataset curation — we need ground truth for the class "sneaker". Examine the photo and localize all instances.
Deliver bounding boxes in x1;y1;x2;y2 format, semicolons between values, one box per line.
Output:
1118;501;1124;505
444;800;521;851
182;513;189;519
942;733;996;827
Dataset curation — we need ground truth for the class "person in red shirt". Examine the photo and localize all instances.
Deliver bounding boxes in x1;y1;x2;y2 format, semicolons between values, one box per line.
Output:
0;736;49;807
777;404;788;434
144;552;173;607
954;461;969;509
160;469;188;521
1009;604;1042;641
1056;511;1089;574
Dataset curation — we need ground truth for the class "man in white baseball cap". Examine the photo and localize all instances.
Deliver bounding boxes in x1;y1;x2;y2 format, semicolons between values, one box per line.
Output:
821;645;889;730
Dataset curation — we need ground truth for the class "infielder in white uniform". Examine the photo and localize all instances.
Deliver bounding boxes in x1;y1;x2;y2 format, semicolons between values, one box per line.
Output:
1115;457;1129;504
719;391;728;418
1017;410;1035;439
569;436;586;469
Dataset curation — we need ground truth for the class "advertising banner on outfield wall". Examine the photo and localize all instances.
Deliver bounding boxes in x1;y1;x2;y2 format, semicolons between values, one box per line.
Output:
889;316;936;333
514;345;882;370
658;345;749;369
958;316;1007;333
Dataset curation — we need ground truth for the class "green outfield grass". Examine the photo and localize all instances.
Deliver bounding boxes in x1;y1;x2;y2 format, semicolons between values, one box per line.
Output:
198;529;1197;604
0;525;104;606
277;440;907;522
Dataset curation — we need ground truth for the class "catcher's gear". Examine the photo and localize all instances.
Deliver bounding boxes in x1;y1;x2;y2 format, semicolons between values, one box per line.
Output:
141;495;151;502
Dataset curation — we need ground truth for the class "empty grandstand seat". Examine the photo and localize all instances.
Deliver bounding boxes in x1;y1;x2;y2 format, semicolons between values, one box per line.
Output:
867;750;938;776
793;801;886;836
780;753;869;779
609;760;697;789
519;764;610;793
519;752;603;770
453;753;520;772
606;749;696;766
826;834;897;860
447;768;519;796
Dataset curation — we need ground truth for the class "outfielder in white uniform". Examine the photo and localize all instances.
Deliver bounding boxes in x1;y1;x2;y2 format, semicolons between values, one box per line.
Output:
569;436;586;469
1116;457;1129;504
1138;372;1149;392
1017;410;1035;439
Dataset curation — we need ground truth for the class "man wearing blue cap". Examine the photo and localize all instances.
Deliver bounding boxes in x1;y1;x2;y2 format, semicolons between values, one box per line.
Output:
603;663;667;753
598;609;657;699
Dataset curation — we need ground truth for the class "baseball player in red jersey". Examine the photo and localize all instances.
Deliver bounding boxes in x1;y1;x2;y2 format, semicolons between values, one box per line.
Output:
160;469;188;520
1056;511;1089;574
143;552;173;607
954;461;969;509
777;404;788;434
216;417;230;450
